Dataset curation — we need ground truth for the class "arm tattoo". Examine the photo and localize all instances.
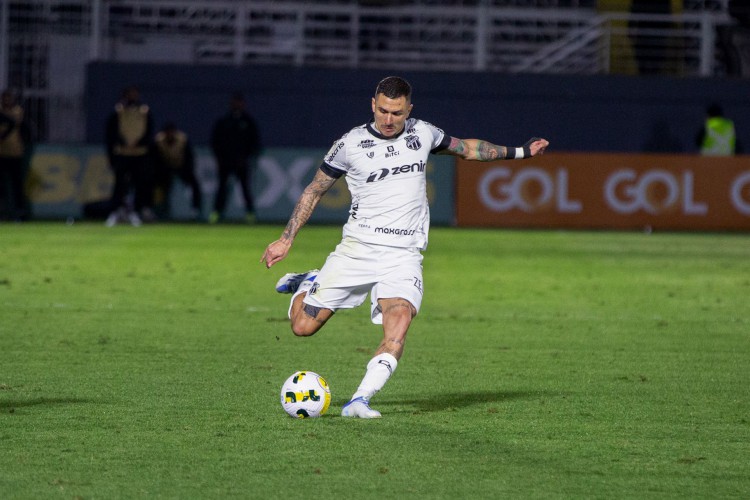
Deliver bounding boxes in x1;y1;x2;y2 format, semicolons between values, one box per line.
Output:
446;137;507;161
476;141;503;161
447;137;467;156
281;171;337;242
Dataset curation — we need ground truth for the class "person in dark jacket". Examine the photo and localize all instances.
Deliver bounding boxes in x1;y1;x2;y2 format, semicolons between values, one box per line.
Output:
209;92;262;223
0;89;33;221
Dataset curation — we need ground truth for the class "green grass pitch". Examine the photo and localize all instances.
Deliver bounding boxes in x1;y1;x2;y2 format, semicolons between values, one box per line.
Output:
1;222;748;498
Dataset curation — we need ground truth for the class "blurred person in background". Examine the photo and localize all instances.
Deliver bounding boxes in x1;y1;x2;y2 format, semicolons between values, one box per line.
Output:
696;103;740;156
209;92;262;224
104;85;155;226
152;122;203;221
0;89;33;221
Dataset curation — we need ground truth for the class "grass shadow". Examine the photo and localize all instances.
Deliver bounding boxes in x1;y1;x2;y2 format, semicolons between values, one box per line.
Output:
374;390;566;413
0;397;97;411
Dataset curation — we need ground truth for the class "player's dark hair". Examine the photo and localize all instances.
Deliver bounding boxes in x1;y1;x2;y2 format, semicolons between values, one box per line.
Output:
375;76;412;101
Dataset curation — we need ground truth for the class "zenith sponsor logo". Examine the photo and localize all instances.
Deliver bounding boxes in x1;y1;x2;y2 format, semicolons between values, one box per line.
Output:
374;227;416;236
366;161;427;183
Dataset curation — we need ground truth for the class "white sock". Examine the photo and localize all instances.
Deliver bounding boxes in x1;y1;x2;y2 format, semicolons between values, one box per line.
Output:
351;353;398;401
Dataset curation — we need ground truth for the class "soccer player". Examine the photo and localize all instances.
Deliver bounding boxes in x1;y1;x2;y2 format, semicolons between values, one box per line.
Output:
261;76;549;418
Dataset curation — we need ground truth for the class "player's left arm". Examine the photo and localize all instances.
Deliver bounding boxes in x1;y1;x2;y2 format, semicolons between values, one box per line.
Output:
440;137;549;161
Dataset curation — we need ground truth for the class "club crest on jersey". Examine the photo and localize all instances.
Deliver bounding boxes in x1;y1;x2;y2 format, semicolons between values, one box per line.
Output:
405;135;422;151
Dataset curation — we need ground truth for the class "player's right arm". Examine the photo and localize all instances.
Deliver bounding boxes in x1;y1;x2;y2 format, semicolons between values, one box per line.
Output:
441;137;549;161
261;169;338;268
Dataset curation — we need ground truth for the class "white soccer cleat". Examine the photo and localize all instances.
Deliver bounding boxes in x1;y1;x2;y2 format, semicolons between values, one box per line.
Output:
341;397;382;419
275;269;319;294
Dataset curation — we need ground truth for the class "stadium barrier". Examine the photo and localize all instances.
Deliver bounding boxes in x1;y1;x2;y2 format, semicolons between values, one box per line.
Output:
24;144;455;225
23;147;750;231
456;153;750;231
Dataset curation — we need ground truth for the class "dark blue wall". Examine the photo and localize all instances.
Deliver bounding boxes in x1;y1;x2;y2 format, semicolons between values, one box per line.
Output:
85;62;750;154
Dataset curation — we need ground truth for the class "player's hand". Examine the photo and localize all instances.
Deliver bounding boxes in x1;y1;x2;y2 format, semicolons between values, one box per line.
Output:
528;138;549;156
261;239;292;269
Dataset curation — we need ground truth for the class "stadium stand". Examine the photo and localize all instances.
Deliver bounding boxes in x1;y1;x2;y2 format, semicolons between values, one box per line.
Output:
0;0;735;142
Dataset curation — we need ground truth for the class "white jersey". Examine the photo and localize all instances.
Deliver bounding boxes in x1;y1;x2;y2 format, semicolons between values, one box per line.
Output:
321;118;450;250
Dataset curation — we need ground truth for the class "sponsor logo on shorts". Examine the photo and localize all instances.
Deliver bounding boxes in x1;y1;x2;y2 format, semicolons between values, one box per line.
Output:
309;282;319;295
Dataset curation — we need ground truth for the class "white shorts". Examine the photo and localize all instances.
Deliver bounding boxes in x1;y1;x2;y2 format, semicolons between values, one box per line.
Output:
303;237;424;324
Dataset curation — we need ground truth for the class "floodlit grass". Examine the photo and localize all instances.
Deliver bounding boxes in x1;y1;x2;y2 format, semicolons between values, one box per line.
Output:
1;222;748;499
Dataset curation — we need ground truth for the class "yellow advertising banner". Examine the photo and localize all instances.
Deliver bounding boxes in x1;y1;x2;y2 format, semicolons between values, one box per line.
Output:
456;153;750;230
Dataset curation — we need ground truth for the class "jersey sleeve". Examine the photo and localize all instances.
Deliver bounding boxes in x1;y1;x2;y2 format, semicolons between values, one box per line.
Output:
320;135;349;178
319;162;344;179
424;121;451;153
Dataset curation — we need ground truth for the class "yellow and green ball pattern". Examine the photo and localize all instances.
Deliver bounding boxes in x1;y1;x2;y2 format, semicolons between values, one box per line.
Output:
280;371;332;418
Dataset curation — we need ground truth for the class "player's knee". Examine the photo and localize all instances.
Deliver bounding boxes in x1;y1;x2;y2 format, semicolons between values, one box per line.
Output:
386;299;416;321
290;320;317;337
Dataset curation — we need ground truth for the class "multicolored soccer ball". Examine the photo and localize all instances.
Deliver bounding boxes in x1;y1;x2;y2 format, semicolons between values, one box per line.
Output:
280;371;331;418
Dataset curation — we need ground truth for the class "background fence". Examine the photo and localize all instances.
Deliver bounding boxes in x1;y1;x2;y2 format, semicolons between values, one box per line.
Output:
1;0;744;143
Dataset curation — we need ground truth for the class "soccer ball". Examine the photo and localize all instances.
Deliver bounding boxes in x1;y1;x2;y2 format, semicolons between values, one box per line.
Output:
280;371;331;418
